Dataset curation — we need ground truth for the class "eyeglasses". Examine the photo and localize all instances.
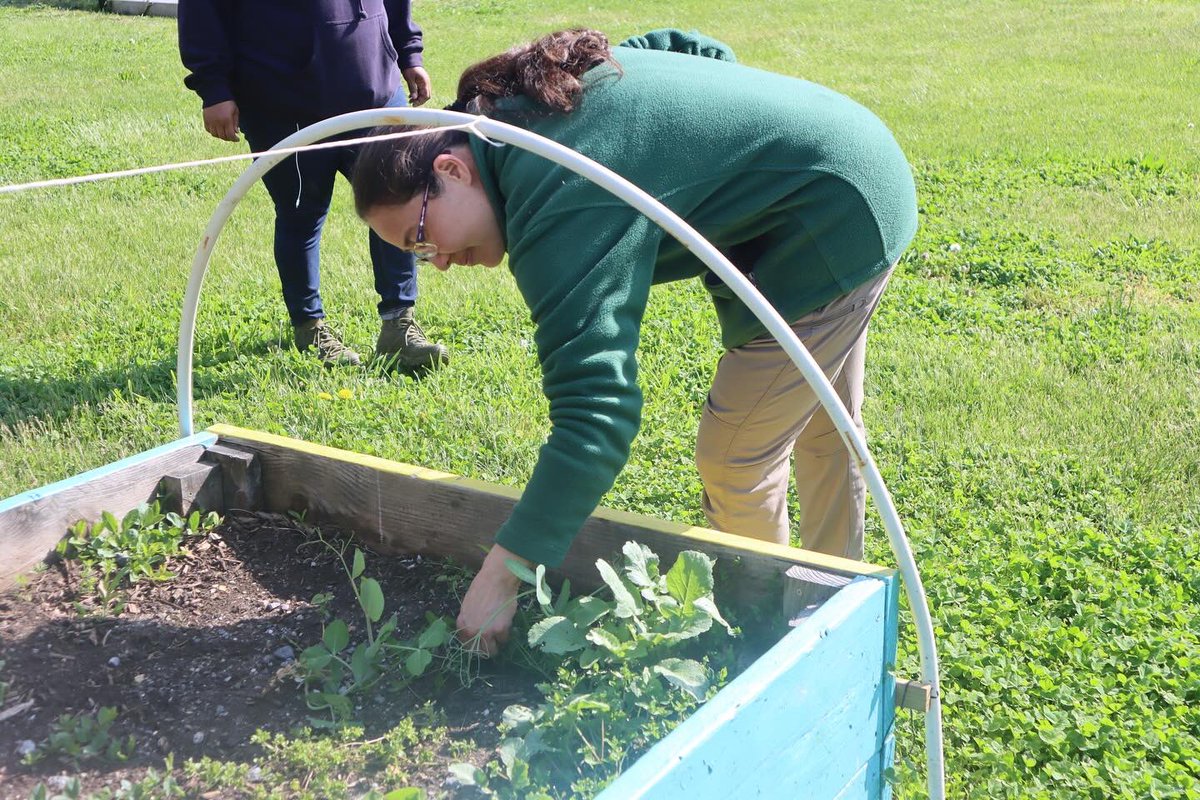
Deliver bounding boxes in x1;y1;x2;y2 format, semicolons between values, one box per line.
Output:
411;182;437;259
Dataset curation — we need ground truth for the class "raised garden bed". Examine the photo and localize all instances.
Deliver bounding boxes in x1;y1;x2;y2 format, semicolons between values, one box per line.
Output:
0;510;539;799
0;425;906;799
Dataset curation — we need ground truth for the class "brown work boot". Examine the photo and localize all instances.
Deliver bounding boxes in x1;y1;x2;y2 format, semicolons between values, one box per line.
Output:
293;318;361;366
375;307;449;370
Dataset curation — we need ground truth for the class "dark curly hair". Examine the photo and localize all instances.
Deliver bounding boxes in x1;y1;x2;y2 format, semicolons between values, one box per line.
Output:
353;29;618;216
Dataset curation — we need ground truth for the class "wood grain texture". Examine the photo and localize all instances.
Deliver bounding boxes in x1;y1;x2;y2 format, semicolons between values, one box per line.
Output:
208;424;894;612
0;433;217;587
159;461;223;515
200;443;262;511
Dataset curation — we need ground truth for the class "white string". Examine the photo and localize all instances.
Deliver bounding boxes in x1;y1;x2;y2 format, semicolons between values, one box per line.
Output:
0;122;483;196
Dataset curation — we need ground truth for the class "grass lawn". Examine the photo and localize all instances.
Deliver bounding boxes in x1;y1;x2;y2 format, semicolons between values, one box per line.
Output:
1;0;1198;797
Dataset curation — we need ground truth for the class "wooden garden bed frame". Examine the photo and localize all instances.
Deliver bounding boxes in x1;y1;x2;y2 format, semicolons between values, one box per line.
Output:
0;425;913;798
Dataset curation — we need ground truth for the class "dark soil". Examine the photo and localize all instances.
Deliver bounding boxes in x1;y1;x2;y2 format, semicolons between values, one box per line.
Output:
0;511;541;799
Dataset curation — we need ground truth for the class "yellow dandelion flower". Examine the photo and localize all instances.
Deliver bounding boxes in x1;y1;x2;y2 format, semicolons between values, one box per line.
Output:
337;388;354;400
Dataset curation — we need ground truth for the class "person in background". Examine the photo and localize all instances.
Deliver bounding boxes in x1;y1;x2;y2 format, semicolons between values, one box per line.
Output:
352;28;917;652
179;0;448;369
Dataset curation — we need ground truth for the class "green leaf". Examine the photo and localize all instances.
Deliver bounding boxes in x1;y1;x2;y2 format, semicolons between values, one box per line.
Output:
660;613;712;642
375;614;399;642
350;643;375;684
654;657;709;700
622;541;660;587
596;558;639;618
359;577;385;623
534;563;552;608
309;690;352;717
322;619;350;652
417;617;450;650
694;596;733;633
586;627;624;654
528;616;586;654
520;727;551;760
578;647;601;669
508;756;531;788
405;648;433;676
566;595;612;627
505;558;537;585
498;736;523;770
501;704;536;731
383;789;426;800
553;577;572;614
448;763;483;787
120;506;142;531
351;549;365;580
563;693;610;713
665;551;715;607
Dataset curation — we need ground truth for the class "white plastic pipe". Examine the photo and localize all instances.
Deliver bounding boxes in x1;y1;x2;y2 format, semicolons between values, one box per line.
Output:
178;107;945;799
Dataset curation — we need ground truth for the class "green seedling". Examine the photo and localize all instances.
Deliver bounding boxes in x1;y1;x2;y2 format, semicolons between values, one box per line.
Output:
56;503;221;615
25;706;136;767
292;531;466;726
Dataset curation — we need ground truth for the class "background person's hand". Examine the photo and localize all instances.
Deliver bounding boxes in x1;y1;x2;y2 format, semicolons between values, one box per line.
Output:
401;66;432;106
456;543;527;656
202;100;240;142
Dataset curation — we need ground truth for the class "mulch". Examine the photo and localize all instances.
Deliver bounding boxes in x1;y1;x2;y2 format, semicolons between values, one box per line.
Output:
0;511;540;799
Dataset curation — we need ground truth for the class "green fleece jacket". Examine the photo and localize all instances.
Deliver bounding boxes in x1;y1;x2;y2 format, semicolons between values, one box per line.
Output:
469;30;917;567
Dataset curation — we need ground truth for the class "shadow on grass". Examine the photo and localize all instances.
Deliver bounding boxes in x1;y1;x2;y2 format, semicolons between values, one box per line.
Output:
0;341;278;431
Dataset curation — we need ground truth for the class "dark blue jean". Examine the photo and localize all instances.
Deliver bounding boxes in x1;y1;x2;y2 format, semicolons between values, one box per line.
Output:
240;94;416;324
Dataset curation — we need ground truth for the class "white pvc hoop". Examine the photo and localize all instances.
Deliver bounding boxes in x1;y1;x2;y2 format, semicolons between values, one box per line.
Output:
177;107;945;799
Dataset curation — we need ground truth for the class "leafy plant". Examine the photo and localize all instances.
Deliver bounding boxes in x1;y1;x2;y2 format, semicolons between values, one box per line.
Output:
453;541;735;797
187;713;449;800
291;532;467;726
25;707;136;767
56;503;220;615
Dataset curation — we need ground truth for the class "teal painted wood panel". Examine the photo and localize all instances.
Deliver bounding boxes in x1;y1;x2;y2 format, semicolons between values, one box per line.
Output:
877;573;900;754
832;734;895;800
0;432;218;514
599;577;890;800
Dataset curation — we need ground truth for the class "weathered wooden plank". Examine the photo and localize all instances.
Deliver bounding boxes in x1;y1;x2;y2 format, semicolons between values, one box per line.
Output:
200;442;262;511
208;424;893;610
160;461;224;516
0;433;218;587
596;578;887;799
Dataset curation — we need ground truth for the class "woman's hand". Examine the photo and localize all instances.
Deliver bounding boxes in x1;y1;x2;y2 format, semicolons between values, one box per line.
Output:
456;544;528;656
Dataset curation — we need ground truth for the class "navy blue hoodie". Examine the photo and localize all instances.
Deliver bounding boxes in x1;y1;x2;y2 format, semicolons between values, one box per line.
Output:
179;0;423;124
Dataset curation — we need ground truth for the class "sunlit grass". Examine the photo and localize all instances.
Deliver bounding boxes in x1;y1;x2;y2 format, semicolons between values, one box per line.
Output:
1;2;1198;797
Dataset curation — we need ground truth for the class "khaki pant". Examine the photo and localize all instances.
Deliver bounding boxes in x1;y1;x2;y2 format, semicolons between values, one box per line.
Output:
695;268;892;560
